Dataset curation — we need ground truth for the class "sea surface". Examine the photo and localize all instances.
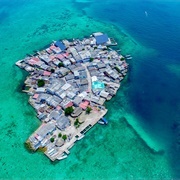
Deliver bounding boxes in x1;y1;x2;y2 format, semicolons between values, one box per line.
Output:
0;0;180;179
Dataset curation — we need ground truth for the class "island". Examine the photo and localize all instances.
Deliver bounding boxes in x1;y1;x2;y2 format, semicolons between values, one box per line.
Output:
16;32;129;161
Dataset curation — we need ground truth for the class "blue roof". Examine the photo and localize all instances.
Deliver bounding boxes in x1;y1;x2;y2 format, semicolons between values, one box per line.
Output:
95;34;109;45
55;41;66;51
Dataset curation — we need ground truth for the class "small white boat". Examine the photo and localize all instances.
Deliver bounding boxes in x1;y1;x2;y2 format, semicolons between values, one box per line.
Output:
77;135;85;140
98;117;108;125
125;54;131;57
57;154;68;160
126;57;132;60
98;120;105;125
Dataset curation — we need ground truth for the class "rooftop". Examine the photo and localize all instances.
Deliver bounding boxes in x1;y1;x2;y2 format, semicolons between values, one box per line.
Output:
95;34;109;45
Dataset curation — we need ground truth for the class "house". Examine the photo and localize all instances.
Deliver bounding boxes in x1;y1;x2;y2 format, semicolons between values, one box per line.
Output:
55;41;66;51
37;113;47;120
91;95;100;104
39;55;51;64
38;93;51;103
33;94;39;99
100;90;109;99
58;67;69;76
55;89;65;99
53;59;61;67
78;50;91;62
95;34;109;45
65;74;74;81
71;107;82;117
43;71;51;76
63;59;71;66
80;79;88;86
50;45;61;54
97;63;106;69
53;95;63;104
60;98;72;109
59;91;67;99
79;85;88;93
36;121;56;140
69;57;76;64
29;135;41;150
73;96;83;107
74;71;79;79
49;110;61;120
61;83;71;91
79;71;87;79
36;88;46;93
66;91;76;99
56;115;70;130
47;86;56;95
79;101;89;110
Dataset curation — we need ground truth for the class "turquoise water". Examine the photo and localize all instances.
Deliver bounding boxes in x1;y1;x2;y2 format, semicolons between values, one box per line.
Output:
0;0;179;179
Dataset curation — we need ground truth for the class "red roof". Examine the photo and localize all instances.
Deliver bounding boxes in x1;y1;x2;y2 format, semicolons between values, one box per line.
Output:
66;102;73;108
32;57;40;61
56;106;61;111
28;57;40;65
50;45;57;49
33;94;39;99
46;48;52;54
43;71;51;76
56;54;64;60
62;53;69;58
49;55;55;60
79;101;89;110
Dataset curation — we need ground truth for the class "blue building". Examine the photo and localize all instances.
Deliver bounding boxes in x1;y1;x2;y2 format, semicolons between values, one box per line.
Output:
55;41;66;51
95;34;109;45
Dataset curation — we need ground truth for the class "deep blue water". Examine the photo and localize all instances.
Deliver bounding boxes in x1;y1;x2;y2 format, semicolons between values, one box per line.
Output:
81;0;180;176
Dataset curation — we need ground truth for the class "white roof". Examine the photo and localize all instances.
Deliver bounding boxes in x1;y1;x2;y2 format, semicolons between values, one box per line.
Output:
78;91;87;99
91;76;97;82
36;88;46;93
61;83;71;90
100;90;109;98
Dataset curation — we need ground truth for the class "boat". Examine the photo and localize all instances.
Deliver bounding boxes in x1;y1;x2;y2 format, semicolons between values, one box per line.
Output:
125;54;132;60
98;117;108;125
57;154;68;160
126;57;132;60
98;120;106;125
125;54;131;57
77;134;85;140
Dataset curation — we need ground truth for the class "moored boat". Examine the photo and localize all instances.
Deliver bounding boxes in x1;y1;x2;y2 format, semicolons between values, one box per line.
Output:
57;154;68;160
98;117;108;125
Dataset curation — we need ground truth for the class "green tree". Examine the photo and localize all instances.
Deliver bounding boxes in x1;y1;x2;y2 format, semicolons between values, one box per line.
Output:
62;134;67;141
120;57;125;61
65;107;74;116
50;137;54;143
37;79;45;87
86;106;92;114
58;62;64;67
74;118;79;126
51;69;55;73
90;57;94;62
58;133;62;138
